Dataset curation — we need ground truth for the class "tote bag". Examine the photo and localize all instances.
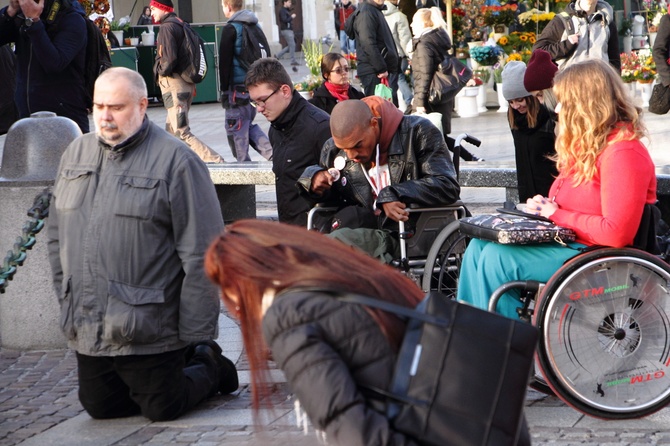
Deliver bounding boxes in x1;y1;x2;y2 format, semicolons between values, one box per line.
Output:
648;83;670;115
339;291;537;446
428;56;473;105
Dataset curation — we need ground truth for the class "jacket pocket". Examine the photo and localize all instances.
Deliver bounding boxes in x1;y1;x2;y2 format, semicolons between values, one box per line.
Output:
54;169;93;211
104;281;165;345
112;176;160;220
59;276;77;340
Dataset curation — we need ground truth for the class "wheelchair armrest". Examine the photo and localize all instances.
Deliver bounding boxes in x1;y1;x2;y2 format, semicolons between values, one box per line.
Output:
307;203;340;230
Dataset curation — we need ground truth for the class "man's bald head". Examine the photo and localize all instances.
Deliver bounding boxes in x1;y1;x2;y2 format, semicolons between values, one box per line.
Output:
330;100;374;139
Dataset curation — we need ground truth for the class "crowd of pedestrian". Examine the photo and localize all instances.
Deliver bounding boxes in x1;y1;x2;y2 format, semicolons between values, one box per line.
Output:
1;0;666;443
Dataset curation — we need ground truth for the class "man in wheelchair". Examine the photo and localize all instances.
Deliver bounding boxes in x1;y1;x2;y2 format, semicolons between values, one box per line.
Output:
297;96;461;262
457;59;658;319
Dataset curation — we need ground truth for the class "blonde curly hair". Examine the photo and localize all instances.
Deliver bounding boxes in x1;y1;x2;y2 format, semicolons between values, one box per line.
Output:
552;59;647;185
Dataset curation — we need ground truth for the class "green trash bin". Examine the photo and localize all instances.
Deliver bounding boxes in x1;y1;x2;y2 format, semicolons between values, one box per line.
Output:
110;47;138;71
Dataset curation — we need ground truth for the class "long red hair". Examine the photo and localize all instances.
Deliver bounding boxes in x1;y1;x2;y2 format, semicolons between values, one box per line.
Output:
204;219;423;410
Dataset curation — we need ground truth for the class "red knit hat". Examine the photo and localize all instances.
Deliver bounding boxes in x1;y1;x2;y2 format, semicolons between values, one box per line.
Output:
523;49;558;92
150;0;174;13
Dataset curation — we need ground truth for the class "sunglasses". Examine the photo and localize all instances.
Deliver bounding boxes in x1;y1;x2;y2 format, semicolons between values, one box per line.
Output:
330;66;351;75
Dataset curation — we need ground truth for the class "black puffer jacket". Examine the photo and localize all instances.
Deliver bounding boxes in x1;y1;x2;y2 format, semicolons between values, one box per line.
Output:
262;289;417;445
344;1;399;76
308;83;365;115
298;114;460;228
270;90;331;226
411;27;452;109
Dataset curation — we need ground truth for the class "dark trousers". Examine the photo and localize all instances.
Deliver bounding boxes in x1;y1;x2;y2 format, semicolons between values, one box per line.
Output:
359;72;399;107
76;347;217;421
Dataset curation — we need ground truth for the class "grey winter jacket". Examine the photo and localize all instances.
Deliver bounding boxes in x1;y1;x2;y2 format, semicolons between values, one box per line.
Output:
46;119;224;356
382;2;412;59
532;0;620;71
262;289;417;445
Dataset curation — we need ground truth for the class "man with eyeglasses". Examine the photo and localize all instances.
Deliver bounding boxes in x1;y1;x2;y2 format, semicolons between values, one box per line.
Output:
245;58;331;226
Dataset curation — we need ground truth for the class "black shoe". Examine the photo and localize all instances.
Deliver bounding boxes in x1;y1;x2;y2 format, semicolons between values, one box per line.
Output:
292;66;298;72
192;340;239;395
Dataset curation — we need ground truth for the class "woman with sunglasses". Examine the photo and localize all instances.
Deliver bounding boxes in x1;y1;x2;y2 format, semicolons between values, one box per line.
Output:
309;52;364;115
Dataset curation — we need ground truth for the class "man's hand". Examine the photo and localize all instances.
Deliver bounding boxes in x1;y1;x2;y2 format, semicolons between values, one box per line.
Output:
567;33;579;45
310;170;335;195
377;71;389;79
18;0;43;19
382;201;409;222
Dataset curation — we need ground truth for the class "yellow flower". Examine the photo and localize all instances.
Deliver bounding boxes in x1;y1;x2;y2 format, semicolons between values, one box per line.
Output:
498;36;509;45
519;35;528;41
529;36;536;44
507;53;522;62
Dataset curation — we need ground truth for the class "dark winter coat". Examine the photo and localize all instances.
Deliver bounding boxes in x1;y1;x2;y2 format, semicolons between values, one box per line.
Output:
154;13;187;79
510;105;558;201
218;9;261;90
532;1;620;72
0;1;88;132
298;114;461;229
270;90;331;226
308;83;365;115
344;1;399;76
652;14;670;87
262;289;418;445
278;6;293;30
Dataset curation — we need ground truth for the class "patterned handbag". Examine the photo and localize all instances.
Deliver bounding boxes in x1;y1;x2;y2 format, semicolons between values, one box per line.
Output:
459;213;576;245
648;83;670;115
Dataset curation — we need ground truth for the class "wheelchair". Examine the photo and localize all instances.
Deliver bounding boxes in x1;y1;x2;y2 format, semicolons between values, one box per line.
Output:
306;134;481;288
430;207;670;419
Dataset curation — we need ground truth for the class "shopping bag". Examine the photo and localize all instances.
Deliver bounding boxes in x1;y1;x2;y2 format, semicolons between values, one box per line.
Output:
428;56;473;105
648;83;670;115
374;78;393;102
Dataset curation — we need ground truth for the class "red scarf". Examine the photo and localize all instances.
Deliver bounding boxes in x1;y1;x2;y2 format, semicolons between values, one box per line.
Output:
324;81;351;103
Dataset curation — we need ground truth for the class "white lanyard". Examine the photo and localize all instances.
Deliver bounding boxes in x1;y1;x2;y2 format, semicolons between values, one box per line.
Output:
361;144;382;210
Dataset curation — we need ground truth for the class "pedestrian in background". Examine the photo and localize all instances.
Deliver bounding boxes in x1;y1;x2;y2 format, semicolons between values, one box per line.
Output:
151;0;225;163
533;0;620;72
502;61;557;202
383;0;413;110
309;52;365;115
245;58;331;226
219;0;273;162
0;0;90;133
47;67;238;422
137;6;153;25
344;0;400;104
0;43;17;134
652;10;670;90
334;0;356;56
276;0;299;66
523;49;559;112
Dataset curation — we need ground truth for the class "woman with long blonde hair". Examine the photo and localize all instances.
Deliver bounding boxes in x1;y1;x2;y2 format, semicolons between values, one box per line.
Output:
457;59;656;319
204;219;425;443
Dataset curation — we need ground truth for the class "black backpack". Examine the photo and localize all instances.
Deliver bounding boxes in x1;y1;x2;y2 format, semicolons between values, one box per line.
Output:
43;0;111;109
231;21;271;70
174;17;208;83
83;18;112;108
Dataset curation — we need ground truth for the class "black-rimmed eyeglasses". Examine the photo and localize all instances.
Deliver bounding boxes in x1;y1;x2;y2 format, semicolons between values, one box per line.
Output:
250;87;281;108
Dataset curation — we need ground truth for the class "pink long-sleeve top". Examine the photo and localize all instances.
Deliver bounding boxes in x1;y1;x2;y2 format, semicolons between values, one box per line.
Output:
549;131;657;248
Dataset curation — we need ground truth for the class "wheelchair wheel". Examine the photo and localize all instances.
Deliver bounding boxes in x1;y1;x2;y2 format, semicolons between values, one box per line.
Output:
421;221;470;296
535;248;670;419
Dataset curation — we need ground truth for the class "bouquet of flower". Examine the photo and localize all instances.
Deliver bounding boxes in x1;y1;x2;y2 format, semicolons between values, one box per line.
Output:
620;52;640;83
470;44;505;66
505;49;532;63
649;8;667;32
294;78;323;93
635;53;657;82
344;52;357;71
473;67;491;84
496;32;536;54
76;0;110;16
481;4;518;27
452;7;467;45
518;9;555;34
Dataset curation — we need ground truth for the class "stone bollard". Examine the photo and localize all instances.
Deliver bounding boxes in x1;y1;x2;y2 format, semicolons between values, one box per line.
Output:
0;112;81;350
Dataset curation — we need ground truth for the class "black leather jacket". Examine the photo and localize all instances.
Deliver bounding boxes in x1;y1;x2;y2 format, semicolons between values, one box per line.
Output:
298;114;460;227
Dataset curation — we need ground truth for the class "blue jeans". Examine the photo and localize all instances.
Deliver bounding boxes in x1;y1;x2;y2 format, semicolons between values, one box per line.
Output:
397;57;413;107
277;29;296;62
339;30;355;55
225;100;273;162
